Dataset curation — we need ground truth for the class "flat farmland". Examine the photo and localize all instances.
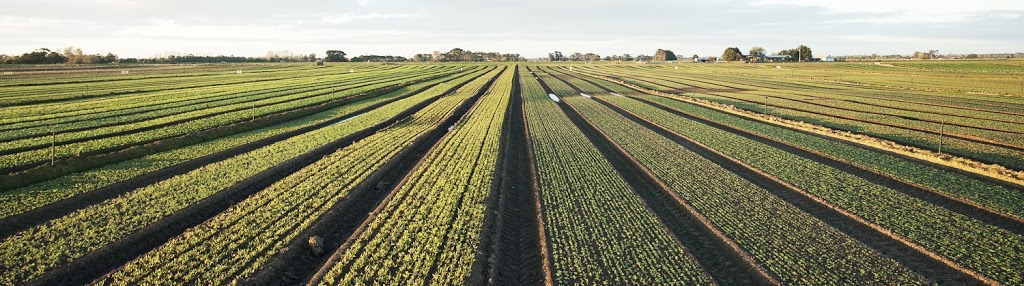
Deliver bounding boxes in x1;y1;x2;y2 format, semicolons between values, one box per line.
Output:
0;61;1022;285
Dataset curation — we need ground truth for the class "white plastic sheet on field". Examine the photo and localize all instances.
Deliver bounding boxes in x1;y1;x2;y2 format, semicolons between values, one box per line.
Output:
610;93;623;97
548;94;560;102
579;93;592;98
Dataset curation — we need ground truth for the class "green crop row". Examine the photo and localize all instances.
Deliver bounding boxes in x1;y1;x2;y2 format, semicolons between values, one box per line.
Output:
521;67;713;285
319;67;512;285
93;67;500;285
599;95;1024;284
0;67;493;285
0;68;455;170
0;70;482;220
567;96;928;284
0;66;433;140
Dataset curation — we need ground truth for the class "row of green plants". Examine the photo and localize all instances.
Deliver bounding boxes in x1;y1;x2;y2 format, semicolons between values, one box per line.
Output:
0;67;429;142
598;95;1024;284
677;69;1024;121
94;68;501;285
0;66;426;137
581;65;1024;171
0;68;455;170
520;67;714;285
318;67;512;285
0;68;494;285
0;64;391;105
635;93;1024;221
0;70;482;220
568;96;928;284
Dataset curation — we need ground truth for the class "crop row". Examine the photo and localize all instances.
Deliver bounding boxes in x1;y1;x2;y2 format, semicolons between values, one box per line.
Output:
0;70;483;220
0;66;437;139
0;65;415;124
0;67;495;285
0;68;455;170
318;67;512;285
520;67;713;285
599;95;1024;284
581;66;1024;170
0;68;439;143
93;67;503;285
634;94;1024;219
566;96;928;284
0;64;400;105
0;66;445;150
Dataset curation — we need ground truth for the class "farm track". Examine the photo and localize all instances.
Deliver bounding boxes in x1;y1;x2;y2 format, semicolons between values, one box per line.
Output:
592;96;988;285
477;67;546;286
533;69;771;285
0;73;468;240
627;96;1024;233
19;70;483;286
255;67;505;286
0;71;440;156
0;71;455;187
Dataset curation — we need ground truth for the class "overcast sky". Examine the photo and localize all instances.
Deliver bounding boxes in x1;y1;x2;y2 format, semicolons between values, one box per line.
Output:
1;0;1022;58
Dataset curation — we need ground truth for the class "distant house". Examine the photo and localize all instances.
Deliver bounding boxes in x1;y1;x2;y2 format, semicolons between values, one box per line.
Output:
823;55;836;62
763;55;790;62
693;57;710;63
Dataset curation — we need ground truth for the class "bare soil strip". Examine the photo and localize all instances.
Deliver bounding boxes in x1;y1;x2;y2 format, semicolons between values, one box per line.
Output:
474;67;546;286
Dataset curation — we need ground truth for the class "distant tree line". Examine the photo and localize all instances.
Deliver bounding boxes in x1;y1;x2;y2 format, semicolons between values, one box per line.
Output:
412;48;524;62
704;45;815;62
1;47;117;64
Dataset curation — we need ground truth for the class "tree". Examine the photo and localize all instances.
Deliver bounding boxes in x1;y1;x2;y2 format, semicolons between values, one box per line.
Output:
749;46;766;57
308;53;317;62
795;45;812;61
722;47;744;61
653;49;677;61
776;45;812;61
621;53;632;61
324;50;347;62
548;51;565;61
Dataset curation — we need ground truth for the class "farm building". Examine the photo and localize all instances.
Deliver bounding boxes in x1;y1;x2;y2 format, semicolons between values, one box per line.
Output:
823;55;836;62
762;55;790;62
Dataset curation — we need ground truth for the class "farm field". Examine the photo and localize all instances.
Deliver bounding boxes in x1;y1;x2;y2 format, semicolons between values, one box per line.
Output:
0;61;1022;285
